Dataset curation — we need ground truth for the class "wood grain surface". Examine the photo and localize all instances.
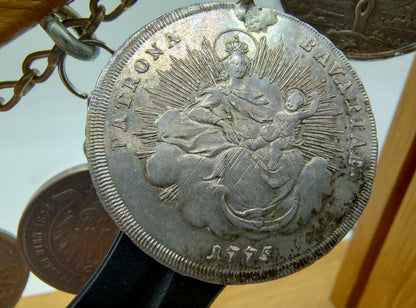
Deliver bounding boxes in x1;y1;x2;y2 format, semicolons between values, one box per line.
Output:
358;171;416;307
0;0;68;46
331;55;416;307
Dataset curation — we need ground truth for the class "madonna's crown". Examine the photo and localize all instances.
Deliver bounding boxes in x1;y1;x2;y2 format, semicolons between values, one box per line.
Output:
225;35;249;55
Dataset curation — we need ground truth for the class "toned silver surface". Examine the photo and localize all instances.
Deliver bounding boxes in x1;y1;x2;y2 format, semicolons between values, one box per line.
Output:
86;2;377;284
0;229;29;308
281;0;416;59
17;164;119;294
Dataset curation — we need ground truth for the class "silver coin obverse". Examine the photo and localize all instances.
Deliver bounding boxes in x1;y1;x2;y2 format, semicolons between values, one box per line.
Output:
86;2;377;284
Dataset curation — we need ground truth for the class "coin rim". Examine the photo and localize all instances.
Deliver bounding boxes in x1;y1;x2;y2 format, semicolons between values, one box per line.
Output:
86;2;378;284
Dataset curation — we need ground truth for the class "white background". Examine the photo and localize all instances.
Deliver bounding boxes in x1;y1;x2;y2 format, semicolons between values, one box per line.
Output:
0;0;414;296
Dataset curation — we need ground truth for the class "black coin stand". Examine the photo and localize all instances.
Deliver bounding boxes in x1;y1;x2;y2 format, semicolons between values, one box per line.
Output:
68;232;225;308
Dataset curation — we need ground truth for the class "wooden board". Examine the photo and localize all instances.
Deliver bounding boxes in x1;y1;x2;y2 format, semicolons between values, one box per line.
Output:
358;172;416;307
0;0;68;46
331;55;416;307
15;291;74;308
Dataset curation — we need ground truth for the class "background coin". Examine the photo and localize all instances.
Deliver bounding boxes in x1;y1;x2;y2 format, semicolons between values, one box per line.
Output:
17;164;119;294
86;2;377;285
0;229;29;308
281;0;416;59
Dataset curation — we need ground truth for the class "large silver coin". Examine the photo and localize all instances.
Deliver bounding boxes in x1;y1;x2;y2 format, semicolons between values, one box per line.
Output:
86;2;377;284
281;0;416;59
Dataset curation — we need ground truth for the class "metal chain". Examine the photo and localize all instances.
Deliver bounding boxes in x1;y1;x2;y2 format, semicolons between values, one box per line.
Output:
58;39;114;99
0;0;137;111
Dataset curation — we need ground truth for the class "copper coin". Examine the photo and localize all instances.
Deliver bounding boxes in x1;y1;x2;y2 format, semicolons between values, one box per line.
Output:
0;229;29;308
17;164;119;294
281;0;416;59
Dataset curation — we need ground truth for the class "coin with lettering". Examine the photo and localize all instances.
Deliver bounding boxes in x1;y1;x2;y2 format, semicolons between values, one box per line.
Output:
0;229;29;308
86;2;377;284
281;0;416;59
17;164;119;293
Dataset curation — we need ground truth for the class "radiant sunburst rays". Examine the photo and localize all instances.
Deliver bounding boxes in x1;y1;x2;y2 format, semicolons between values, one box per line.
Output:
250;38;342;172
135;37;226;159
134;36;342;171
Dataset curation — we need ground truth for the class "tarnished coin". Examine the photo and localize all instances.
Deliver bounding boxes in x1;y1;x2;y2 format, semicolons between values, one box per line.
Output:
281;0;416;59
86;2;377;284
17;164;119;294
0;229;28;308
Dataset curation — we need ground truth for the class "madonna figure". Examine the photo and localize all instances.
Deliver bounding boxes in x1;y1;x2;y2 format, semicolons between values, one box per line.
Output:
145;34;332;238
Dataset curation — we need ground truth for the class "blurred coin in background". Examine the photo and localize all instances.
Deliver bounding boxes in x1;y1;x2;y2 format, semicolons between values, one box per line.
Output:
0;229;29;308
18;164;119;294
281;0;416;59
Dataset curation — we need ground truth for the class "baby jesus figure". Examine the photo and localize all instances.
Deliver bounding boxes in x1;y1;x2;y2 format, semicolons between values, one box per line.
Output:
246;88;319;171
